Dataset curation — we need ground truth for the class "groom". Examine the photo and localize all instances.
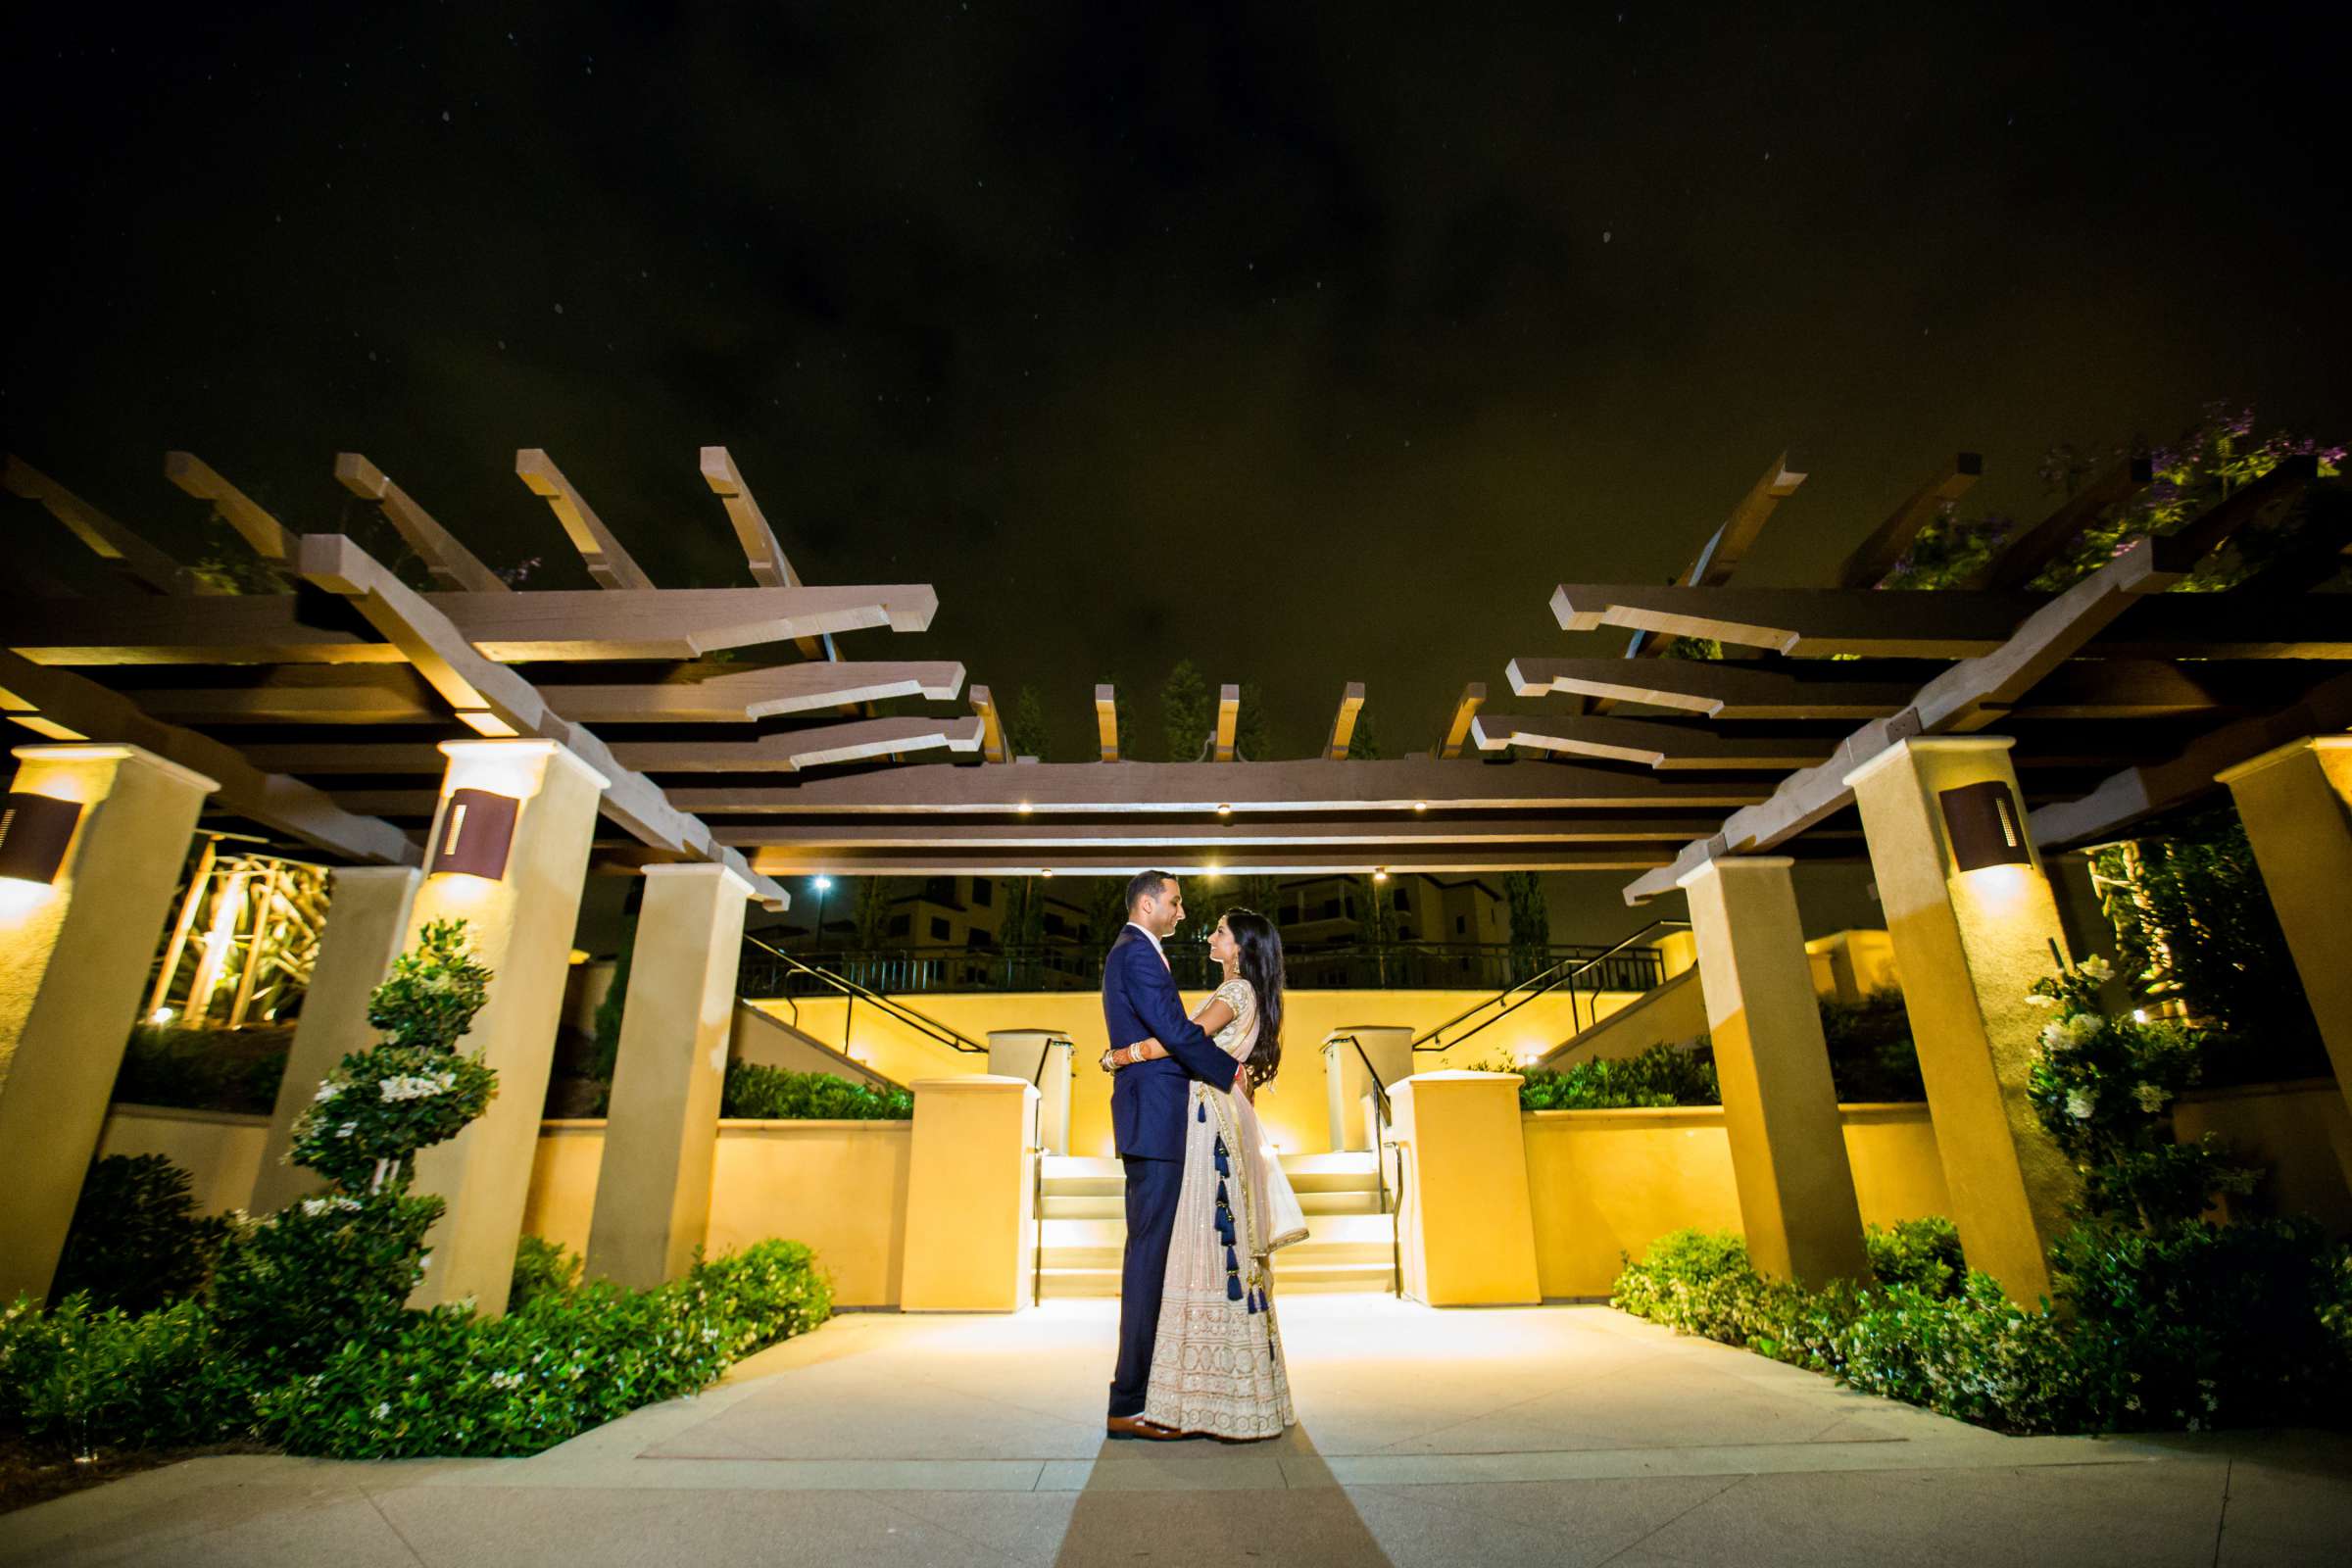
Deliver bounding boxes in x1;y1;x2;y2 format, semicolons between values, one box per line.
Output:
1101;869;1249;1441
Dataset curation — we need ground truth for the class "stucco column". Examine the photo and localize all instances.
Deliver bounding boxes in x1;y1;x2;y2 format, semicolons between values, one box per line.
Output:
1847;737;2078;1302
1678;858;1869;1286
2219;738;2352;1139
0;744;217;1302
1389;1070;1540;1305
251;865;423;1215
585;862;757;1289
407;740;607;1316
988;1030;1073;1154
900;1075;1039;1311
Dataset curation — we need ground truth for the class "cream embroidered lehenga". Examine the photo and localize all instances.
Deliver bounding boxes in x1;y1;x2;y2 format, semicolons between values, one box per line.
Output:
1142;976;1306;1440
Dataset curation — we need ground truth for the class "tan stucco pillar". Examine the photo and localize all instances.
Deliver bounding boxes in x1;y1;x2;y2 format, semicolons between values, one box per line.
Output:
0;745;217;1302
1847;737;2078;1302
900;1075;1039;1311
1389;1070;1540;1305
2219;737;2352;1136
251;865;423;1215
406;740;607;1316
1679;858;1869;1286
585;862;757;1289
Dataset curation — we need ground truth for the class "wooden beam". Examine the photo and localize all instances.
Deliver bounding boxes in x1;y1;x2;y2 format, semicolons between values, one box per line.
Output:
5;456;203;595
699;445;827;658
1508;658;1922;719
548;661;964;723
1621;531;2191;904
747;844;1678;877
968;684;1007;762
0;649;417;864
609;716;987;772
514;449;656;590
3;584;939;665
163;452;300;564
1324;681;1366;760
1471;713;1840;770
1437;681;1487;759
1967;455;2151;591
1214;684;1240;762
1831;453;1983;589
1096;684;1120;762
704;813;1727;844
1625;452;1808;657
333;453;508;594
2031;668;2352;849
291;532;782;902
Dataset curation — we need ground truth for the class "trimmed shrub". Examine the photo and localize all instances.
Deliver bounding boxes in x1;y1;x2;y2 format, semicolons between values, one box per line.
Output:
211;1195;442;1371
1818;988;1927;1102
721;1061;912;1120
510;1235;584;1311
111;1024;294;1115
1863;1216;1964;1298
1507;1043;1720;1110
0;1296;264;1452
50;1154;233;1315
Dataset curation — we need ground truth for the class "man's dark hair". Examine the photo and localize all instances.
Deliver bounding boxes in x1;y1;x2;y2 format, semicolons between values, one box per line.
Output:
1124;869;1175;914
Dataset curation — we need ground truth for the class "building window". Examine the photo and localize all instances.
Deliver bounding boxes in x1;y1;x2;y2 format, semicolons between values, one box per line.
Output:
1044;912;1067;936
971;877;993;907
923;876;956;906
1454;914;1467;936
930;916;953;942
1322;898;1343;920
1391;889;1408;911
887;913;911;938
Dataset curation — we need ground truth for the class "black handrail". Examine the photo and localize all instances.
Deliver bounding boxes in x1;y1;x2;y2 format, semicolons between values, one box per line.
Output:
1409;918;1691;1056
1327;1031;1402;1297
740;934;988;1054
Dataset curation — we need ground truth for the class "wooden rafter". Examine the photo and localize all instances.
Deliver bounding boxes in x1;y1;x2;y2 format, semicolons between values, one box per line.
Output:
1437;681;1486;759
1966;455;2152;591
1508;658;1922;719
968;684;1007;762
514;449;656;590
747;844;1680;876
1214;684;1240;762
1471;713;1841;770
551;662;965;723
239;714;984;776
704;813;1729;843
1623;452;1808;659
1831;453;1983;589
164;452;300;564
1324;681;1366;760
0;649;416;865
699;445;827;658
5;456;203;595
334;453;508;594
1096;684;1119;761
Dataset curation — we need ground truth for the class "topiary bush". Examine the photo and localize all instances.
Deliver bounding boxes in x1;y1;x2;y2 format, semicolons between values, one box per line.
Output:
1862;1216;1965;1298
50;1154;234;1315
110;1023;295;1114
720;1061;912;1120
509;1234;583;1311
1504;1043;1720;1110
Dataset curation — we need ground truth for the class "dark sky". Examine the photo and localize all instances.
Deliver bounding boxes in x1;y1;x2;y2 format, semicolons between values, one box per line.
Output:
9;2;2348;761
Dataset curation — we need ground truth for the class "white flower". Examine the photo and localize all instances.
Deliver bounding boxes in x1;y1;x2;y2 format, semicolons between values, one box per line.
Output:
2065;1088;2096;1121
313;1082;342;1102
417;1251;433;1272
378;1072;455;1102
2023;992;2056;1008
2132;1082;2169;1114
489;1369;523;1391
300;1196;364;1217
2040;1021;2071;1053
336;1120;359;1138
374;1402;392;1420
2078;956;2114;983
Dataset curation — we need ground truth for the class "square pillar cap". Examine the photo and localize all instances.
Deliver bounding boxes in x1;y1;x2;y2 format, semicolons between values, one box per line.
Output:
2215;734;2352;787
10;742;220;795
1675;854;1793;890
1398;1068;1525;1087
435;737;612;792
640;860;760;901
1843;734;2015;790
910;1074;1041;1096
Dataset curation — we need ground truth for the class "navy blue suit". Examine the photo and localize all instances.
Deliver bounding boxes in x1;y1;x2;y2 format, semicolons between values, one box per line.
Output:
1103;924;1243;1418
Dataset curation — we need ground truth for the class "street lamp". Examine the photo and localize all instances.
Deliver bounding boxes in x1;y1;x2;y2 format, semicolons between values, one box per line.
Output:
811;876;833;953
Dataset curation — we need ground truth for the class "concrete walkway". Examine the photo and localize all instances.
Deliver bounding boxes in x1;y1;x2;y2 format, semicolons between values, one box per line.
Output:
4;1297;2348;1565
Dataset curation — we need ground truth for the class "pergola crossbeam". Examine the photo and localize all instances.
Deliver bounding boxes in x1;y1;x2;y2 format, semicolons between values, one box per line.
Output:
163;452;300;565
1215;684;1240;762
514;448;657;590
1324;682;1366;760
334;453;508;594
1437;681;1486;759
969;684;1008;762
1095;685;1119;761
1830;452;1983;589
5;456;203;595
699;445;827;658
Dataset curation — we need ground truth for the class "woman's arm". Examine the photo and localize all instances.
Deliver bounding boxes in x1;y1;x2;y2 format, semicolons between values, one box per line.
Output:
1103;996;1234;1069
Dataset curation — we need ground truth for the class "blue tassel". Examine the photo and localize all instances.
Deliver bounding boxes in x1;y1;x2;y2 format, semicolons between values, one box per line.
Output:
1215;1179;1228;1208
1216;1210;1235;1246
1249;1289;1263;1314
1214;1146;1229;1176
1227;1275;1244;1301
1197;1100;1206;1123
1226;1245;1239;1273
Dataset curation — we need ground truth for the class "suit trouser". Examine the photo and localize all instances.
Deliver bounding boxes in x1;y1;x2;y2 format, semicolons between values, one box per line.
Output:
1108;1153;1185;1418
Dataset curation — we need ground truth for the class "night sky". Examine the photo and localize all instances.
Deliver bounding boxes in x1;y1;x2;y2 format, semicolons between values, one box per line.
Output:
9;2;2348;764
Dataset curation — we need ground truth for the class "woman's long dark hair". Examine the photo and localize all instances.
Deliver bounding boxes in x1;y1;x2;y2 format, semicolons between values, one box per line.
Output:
1222;907;1285;1089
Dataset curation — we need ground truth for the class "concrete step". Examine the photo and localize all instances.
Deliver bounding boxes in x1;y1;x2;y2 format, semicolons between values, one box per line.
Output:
1036;1257;1398;1298
1040;1189;1385;1220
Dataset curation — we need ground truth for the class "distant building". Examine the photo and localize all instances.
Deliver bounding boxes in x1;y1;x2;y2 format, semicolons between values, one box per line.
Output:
1265;874;1507;948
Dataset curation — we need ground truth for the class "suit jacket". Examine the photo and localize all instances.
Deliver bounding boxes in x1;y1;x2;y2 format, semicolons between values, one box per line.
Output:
1103;925;1243;1160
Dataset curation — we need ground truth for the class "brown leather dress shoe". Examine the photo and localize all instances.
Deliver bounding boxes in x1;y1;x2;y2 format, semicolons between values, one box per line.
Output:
1105;1414;1186;1441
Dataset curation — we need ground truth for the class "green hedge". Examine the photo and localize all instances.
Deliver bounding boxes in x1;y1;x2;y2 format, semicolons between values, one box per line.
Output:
111;1024;293;1115
1612;1220;2351;1435
1503;1043;1721;1110
720;1061;912;1120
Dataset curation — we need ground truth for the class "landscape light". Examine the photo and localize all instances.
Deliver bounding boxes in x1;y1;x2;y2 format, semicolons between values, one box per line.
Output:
813;876;833;893
1937;780;2031;872
0;792;82;886
429;788;520;880
1373;868;1390;883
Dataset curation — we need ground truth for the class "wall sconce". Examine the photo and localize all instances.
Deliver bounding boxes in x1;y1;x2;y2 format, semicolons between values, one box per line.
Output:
430;788;520;880
0;792;82;884
1939;780;2031;872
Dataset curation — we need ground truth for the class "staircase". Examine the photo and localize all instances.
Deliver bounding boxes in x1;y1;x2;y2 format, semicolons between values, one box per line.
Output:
1036;1151;1396;1298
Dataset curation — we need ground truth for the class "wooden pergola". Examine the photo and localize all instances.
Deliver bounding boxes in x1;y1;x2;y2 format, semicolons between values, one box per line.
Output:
8;446;2342;890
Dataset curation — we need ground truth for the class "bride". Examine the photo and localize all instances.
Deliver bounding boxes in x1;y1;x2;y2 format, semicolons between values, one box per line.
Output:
1103;907;1305;1441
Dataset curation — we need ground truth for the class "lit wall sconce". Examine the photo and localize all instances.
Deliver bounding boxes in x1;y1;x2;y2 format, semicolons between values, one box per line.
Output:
0;792;82;884
430;788;520;880
1939;780;2031;872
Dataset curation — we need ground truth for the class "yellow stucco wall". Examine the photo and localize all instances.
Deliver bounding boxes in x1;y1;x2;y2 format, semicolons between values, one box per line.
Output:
750;986;1644;1158
98;1103;270;1218
2174;1078;2352;1232
519;1118;912;1307
1523;1102;1955;1298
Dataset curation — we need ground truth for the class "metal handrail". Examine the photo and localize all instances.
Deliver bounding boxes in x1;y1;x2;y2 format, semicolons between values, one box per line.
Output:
740;934;988;1054
1409;918;1690;1056
1328;1031;1402;1297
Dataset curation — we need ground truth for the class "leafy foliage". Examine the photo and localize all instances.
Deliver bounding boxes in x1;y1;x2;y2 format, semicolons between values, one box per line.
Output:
509;1236;584;1311
258;1241;832;1459
1505;1043;1721;1110
589;929;634;1081
720;1061;913;1120
1818;988;1927;1102
367;918;493;1050
1005;684;1052;760
288;1046;497;1195
0;1296;268;1454
1157;659;1214;761
1862;1216;1965;1298
211;1195;442;1371
111;1024;294;1115
50;1156;234;1316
